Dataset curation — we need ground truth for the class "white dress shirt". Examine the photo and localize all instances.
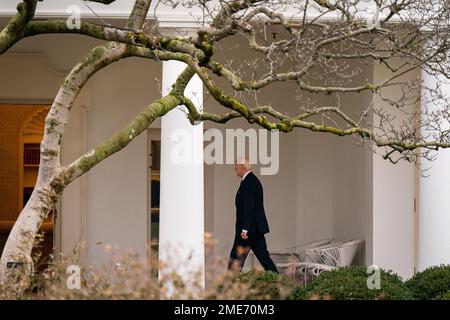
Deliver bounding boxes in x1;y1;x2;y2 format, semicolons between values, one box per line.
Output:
241;171;252;234
242;170;252;181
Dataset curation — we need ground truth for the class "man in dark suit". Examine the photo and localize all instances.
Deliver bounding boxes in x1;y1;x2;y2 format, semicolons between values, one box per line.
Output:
227;157;279;273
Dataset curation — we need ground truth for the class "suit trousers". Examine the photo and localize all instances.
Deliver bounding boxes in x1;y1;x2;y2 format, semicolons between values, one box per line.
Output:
227;232;279;273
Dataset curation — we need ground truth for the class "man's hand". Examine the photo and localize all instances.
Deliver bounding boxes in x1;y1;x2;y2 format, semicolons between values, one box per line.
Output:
241;230;248;240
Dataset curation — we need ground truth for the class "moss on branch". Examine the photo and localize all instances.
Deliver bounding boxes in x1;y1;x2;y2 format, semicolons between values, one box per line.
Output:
0;0;38;54
64;66;195;183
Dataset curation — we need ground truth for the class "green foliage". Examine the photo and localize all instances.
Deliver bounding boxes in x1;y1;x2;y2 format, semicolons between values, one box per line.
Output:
435;291;450;300
290;285;309;300
405;265;450;300
4;242;450;301
210;270;297;300
292;266;413;300
240;271;296;299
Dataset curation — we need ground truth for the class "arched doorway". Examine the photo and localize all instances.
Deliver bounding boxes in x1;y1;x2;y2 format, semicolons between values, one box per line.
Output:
0;105;53;270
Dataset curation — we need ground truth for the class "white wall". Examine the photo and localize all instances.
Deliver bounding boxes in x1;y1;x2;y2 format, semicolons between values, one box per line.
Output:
60;95;87;258
296;98;373;265
332;65;374;265
205;115;373;271
372;153;415;278
203;35;374;269
296;131;334;246
372;60;418;279
84;57;160;265
418;72;450;270
0;53;64;100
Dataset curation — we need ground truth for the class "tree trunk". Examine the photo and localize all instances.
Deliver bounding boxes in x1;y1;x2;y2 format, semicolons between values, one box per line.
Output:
0;0;158;296
0;182;57;293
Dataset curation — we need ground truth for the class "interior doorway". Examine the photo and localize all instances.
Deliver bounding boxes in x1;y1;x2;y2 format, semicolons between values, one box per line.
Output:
0;104;54;271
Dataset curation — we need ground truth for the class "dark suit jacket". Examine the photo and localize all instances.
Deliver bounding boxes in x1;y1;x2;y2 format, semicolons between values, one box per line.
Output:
235;172;270;235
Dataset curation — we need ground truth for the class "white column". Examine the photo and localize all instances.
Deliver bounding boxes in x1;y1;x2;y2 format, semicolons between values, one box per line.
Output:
159;60;204;290
372;61;416;279
419;70;450;270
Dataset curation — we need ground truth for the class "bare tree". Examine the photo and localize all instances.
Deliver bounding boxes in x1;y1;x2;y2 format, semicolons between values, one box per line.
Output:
0;0;450;292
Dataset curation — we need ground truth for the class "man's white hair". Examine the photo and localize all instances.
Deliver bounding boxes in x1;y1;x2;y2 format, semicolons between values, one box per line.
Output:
236;156;252;171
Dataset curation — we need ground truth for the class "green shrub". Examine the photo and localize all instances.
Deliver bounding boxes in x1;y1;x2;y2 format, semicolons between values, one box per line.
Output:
435;291;450;300
210;270;296;300
405;265;450;300
242;271;296;299
292;266;413;300
290;285;309;300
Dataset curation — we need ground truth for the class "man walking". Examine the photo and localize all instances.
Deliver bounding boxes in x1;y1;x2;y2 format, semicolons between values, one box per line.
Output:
227;157;279;273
